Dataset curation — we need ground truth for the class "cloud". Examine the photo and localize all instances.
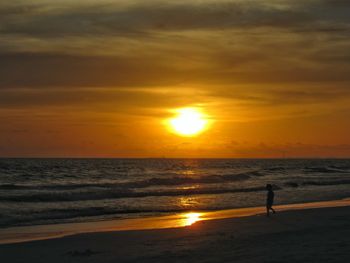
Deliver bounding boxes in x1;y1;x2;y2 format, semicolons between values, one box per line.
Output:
1;0;349;38
0;52;189;88
205;85;350;106
0;0;349;89
1;49;350;89
0;86;204;112
320;0;350;7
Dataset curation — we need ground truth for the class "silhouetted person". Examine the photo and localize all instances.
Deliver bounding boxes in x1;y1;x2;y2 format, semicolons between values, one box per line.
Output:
266;184;276;217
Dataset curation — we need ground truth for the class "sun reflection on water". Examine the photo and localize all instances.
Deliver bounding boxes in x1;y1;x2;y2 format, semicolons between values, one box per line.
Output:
184;212;201;226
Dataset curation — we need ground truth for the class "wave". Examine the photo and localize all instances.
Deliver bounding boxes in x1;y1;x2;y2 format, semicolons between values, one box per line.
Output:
284;182;299;188
0;207;174;228
136;171;258;185
301;179;350;186
1;202;278;228
0;184;24;190
0;185;273;203
285;179;350;188
1;207;171;226
0;172;256;191
328;165;350;170
243;171;265;177
264;167;286;172
304;167;348;174
0;183;114;190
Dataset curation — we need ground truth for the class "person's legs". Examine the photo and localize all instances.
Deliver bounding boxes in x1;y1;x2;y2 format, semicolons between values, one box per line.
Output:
266;204;276;216
266;205;270;217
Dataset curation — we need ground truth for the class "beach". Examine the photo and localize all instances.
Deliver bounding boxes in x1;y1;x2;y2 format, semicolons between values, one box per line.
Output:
1;201;350;263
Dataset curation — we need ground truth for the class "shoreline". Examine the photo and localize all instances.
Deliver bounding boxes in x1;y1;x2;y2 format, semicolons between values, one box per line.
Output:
1;203;350;263
1;198;350;245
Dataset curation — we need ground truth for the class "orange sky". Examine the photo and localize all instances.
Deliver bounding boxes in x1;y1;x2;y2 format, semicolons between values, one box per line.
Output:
0;0;350;158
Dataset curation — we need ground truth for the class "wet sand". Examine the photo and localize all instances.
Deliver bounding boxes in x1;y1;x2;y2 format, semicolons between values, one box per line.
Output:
1;200;350;262
1;198;350;245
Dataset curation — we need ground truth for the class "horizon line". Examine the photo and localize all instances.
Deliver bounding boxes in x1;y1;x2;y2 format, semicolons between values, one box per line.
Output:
0;157;349;160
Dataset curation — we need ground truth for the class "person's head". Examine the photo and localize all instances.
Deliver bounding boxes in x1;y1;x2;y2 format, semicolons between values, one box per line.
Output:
266;184;272;191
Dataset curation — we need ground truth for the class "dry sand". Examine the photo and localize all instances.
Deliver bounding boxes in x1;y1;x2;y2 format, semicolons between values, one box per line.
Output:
1;202;350;263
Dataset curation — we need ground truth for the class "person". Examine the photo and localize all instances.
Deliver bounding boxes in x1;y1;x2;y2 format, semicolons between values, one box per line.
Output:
266;184;276;217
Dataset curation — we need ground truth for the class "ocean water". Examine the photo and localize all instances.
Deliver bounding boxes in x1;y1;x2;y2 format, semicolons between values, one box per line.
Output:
0;158;350;228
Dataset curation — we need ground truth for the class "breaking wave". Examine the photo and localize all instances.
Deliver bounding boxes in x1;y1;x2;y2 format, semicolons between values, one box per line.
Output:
0;185;270;202
0;172;254;191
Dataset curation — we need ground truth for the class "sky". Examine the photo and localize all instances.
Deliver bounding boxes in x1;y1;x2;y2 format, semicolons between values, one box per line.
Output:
0;0;350;158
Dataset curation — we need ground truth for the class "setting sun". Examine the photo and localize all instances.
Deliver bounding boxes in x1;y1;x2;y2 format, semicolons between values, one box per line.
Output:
168;108;209;137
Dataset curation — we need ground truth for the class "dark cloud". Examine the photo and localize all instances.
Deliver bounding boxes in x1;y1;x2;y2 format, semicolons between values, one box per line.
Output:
262;88;350;105
0;52;189;88
204;85;350;107
1;83;349;113
0;87;201;111
0;4;36;16
320;0;350;7
0;51;220;89
1;49;350;89
0;0;348;89
0;1;347;38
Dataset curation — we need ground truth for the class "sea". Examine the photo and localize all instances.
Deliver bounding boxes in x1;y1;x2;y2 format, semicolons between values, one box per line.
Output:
0;158;350;228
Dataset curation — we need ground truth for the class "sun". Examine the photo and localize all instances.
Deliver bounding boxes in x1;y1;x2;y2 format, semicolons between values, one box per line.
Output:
168;107;209;137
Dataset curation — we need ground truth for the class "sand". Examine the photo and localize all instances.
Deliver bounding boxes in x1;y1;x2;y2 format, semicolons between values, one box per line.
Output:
1;201;350;262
